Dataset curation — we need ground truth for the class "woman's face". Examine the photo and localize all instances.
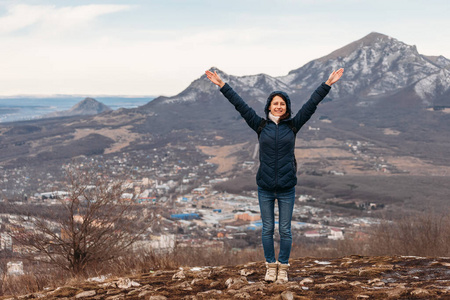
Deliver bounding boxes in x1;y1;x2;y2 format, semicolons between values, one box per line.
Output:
269;96;286;117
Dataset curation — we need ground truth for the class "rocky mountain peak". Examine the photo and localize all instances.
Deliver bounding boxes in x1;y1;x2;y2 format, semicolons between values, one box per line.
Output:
423;55;450;69
142;32;449;120
280;32;446;103
316;32;394;63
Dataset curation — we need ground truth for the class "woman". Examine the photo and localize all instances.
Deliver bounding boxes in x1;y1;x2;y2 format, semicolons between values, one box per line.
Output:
206;68;344;283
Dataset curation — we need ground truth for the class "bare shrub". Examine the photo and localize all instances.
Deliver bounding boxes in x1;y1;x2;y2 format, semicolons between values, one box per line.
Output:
367;213;450;256
10;167;148;275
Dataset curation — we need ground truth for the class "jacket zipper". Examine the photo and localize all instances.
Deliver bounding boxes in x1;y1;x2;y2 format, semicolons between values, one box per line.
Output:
275;123;279;188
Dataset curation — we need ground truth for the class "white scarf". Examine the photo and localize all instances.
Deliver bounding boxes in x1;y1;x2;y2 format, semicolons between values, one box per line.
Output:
268;112;280;124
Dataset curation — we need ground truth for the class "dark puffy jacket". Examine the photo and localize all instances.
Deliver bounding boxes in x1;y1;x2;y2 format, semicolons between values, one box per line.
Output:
220;82;331;191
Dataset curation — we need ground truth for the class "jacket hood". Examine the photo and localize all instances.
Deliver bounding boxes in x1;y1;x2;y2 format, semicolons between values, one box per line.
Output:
264;91;292;119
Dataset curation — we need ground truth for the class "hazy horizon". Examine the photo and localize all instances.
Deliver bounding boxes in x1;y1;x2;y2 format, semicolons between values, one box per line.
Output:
0;95;153;123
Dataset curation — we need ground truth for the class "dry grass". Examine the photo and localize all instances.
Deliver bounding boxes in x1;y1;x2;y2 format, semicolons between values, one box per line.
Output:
383;128;401;135
197;143;248;174
72;126;140;154
386;156;450;176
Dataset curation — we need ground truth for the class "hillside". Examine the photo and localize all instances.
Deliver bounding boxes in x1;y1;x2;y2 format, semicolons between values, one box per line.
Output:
1;32;449;169
1;32;450;216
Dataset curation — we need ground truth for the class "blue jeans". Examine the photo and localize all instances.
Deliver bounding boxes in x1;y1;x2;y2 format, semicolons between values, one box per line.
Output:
258;186;295;264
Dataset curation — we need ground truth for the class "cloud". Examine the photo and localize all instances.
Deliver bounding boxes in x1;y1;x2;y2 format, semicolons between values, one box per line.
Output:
0;4;131;35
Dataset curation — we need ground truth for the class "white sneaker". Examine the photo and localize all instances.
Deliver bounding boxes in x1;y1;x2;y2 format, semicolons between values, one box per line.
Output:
276;262;289;284
265;262;278;282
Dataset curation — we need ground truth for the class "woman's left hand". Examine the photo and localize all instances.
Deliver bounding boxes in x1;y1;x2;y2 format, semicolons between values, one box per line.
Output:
325;68;344;86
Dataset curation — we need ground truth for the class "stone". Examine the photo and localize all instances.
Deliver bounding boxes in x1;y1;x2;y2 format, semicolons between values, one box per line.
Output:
126;289;141;297
315;281;349;290
238;282;265;293
173;270;186;280
209;281;221;288
356;295;370;299
173;281;193;291
234;292;251;299
300;277;314;285
191;278;203;285
100;282;117;288
240;269;255;276
281;290;295;300
149;296;168;300
152;270;165;276
368;278;381;284
106;289;122;295
50;287;80;297
196;289;223;299
75;290;96;298
138;290;152;298
385;287;408;299
227;289;238;295
178;281;191;288
116;278;140;289
105;295;125;300
372;281;386;287
225;277;248;290
410;288;430;297
358;267;391;277
243;262;257;267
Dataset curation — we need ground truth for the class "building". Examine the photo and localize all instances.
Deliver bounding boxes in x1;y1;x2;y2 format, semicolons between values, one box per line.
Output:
304;230;321;238
170;213;200;220
7;261;24;276
0;233;12;250
234;212;261;222
192;187;208;195
328;228;344;240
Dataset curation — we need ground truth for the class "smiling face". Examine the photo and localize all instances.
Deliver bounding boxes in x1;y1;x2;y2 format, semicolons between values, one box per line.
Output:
269;95;287;117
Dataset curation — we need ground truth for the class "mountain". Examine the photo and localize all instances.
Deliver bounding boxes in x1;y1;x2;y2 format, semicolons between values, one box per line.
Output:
280;32;450;106
43;98;112;118
1;32;450;169
136;32;450;163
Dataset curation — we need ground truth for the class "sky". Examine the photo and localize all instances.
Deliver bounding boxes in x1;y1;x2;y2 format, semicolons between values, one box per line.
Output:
0;0;449;97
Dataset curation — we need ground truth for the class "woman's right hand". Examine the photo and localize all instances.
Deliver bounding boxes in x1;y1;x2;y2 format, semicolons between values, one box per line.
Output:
205;70;225;88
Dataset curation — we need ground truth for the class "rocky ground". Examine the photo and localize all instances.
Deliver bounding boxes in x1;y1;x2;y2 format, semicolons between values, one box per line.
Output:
3;255;450;299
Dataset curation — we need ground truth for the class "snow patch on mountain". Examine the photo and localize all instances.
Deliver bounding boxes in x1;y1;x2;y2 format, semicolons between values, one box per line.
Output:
414;69;450;105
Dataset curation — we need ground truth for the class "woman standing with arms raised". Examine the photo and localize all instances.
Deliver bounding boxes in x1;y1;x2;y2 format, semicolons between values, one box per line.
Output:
206;68;344;283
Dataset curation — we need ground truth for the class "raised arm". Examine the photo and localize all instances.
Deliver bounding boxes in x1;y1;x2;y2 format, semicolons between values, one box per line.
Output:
205;70;225;88
293;68;344;130
325;68;344;86
205;70;262;132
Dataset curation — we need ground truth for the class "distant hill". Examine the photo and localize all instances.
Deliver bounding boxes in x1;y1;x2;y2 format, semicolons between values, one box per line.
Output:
43;98;112;118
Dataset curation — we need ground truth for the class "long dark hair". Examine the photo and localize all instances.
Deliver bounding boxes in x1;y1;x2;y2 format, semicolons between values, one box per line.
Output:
280;111;290;120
